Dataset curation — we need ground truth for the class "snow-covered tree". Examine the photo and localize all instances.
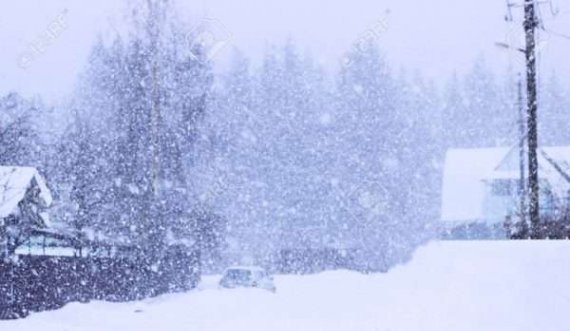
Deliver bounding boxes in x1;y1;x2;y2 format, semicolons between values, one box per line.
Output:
0;93;44;167
58;0;214;257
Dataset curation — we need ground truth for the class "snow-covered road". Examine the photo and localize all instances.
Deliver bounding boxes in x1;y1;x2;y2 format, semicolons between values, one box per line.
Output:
2;240;570;331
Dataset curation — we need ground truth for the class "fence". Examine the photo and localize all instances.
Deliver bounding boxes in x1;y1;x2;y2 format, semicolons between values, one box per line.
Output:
0;249;200;319
277;248;355;274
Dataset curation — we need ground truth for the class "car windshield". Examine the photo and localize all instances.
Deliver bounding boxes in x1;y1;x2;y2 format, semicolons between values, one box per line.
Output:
223;270;252;283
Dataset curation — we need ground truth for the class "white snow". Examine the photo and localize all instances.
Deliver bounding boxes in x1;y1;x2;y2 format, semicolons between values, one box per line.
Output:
14;246;76;257
2;240;569;331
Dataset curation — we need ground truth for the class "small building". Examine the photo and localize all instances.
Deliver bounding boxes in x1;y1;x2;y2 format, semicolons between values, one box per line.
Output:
0;166;53;257
441;146;570;239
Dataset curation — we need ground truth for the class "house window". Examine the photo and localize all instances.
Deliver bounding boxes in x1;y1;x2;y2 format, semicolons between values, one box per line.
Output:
491;179;515;196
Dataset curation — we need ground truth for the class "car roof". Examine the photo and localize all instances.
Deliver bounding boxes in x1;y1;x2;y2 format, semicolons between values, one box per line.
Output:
224;266;266;272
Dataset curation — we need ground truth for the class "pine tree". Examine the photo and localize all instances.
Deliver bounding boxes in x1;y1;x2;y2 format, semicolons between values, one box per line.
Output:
540;72;570;145
0;93;43;167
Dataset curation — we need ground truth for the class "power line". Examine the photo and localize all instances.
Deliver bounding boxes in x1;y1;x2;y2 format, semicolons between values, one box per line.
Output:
536;0;570;40
541;27;570;41
546;0;560;17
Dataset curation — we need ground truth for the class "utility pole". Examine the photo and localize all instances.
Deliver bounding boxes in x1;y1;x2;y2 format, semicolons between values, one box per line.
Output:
523;0;540;239
517;75;529;238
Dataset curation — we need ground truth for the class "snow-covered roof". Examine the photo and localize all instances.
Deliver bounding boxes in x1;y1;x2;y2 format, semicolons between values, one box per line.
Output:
0;166;53;219
441;146;570;223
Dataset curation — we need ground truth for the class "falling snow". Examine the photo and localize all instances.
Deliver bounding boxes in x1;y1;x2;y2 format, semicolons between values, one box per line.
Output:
1;0;570;328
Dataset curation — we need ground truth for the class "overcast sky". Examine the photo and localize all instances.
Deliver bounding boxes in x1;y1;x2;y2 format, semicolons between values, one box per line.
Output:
1;0;568;104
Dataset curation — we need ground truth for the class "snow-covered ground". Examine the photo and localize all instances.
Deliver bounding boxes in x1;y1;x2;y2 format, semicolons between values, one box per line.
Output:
2;240;569;331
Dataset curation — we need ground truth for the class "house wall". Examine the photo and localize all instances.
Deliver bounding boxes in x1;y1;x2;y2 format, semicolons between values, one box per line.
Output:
482;178;558;226
1;181;50;258
482;179;520;225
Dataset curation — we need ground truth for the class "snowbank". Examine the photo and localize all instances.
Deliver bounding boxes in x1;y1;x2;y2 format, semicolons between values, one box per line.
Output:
2;240;569;331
